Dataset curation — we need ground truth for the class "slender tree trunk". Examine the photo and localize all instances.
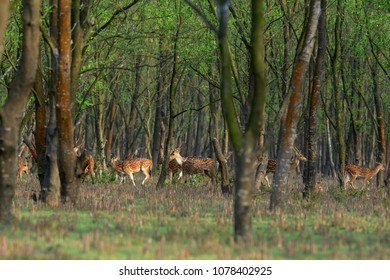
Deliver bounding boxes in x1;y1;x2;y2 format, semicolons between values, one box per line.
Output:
279;0;291;98
151;39;165;172
56;0;79;203
194;94;205;156
372;63;386;187
331;0;346;188
105;96;117;160
71;0;91;114
94;89;106;165
215;0;267;244
212;137;231;194
303;0;326;198
209;65;220;186
126;56;141;155
326;118;337;177
0;0;40;223
34;57;47;188
42;0;61;206
156;10;181;189
43;71;61;205
270;0;321;211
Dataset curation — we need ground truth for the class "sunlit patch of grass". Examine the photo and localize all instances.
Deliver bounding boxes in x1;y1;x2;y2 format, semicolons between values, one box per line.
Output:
1;175;389;259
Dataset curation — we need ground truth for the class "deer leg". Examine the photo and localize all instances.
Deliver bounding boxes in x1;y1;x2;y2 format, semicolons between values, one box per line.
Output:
141;168;150;185
364;176;371;187
129;173;136;186
349;175;357;189
178;170;183;180
169;171;173;182
89;172;95;184
264;174;271;188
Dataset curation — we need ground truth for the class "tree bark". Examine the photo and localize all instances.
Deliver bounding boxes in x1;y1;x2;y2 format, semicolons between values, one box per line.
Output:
156;11;181;189
151;39;165;172
372;63;386;187
33;55;47;188
303;0;326;198
270;0;321;211
41;0;61;206
71;0;91;114
0;0;10;55
0;0;40;223
105;96;117;161
215;0;267;244
126;56;141;156
56;0;79;203
212;137;231;194
331;0;346;188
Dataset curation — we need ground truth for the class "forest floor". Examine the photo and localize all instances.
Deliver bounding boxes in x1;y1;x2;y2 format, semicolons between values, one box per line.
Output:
1;172;389;259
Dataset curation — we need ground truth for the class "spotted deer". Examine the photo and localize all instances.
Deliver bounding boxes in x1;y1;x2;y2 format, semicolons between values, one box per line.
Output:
76;149;95;183
169;148;216;182
168;158;182;181
111;157;128;183
263;148;308;187
345;163;385;189
17;156;29;180
315;181;324;192
111;155;153;186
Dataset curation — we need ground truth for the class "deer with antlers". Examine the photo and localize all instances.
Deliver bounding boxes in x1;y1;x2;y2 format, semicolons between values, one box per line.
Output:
263;147;308;188
345;163;385;189
169;147;216;182
111;155;152;186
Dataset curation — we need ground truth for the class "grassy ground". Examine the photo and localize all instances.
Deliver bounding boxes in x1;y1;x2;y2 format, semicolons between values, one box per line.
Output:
1;173;389;259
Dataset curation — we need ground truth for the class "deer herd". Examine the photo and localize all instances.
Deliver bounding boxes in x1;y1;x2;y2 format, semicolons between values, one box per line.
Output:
17;145;386;191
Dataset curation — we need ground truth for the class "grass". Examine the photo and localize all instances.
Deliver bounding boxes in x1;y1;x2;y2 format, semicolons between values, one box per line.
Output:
1;173;389;259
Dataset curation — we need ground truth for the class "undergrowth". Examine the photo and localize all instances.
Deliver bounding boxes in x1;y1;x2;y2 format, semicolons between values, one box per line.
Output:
1;174;389;259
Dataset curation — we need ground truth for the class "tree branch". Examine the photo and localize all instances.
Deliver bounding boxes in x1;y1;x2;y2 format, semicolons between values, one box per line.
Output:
88;0;140;41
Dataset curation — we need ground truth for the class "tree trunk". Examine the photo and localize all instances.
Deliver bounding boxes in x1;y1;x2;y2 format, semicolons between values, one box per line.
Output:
151;39;165;172
105;96;117;161
0;0;40;223
372;63;386;187
94;88;106;166
331;0;346;188
326;117;337;177
126;56;141;156
71;0;91;114
0;0;10;55
56;0;78;203
270;0;321;211
156;11;181;189
212;137;231;194
215;0;267;244
194;93;205;156
208;65;220;186
43;72;61;205
33;58;47;188
42;0;61;206
303;0;326;198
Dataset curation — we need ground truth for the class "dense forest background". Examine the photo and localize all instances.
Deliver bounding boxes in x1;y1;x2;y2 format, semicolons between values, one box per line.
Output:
0;0;389;243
